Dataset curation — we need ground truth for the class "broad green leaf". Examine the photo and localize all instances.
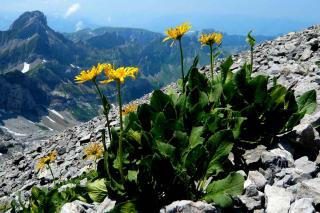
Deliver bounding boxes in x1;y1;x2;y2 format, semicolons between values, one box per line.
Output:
206;130;234;177
86;179;108;203
220;56;233;84
203;172;244;208
107;201;138;213
157;141;176;158
248;75;268;104
150;90;172;112
189;126;204;149
297;89;317;114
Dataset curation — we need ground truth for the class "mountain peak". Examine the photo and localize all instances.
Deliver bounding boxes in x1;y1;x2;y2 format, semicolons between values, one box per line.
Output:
9;11;47;31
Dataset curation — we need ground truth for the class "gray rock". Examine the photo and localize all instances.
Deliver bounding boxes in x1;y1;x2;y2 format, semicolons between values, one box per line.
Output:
160;200;219;213
294;156;317;176
261;148;294;169
239;191;264;211
96;197;116;213
264;185;293;213
289;198;315;213
300;48;313;61
290;178;320;205
293;123;320;152
60;200;94;213
243;145;267;166
247;171;267;190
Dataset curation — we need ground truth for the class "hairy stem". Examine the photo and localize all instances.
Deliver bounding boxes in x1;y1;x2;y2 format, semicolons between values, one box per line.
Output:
210;44;214;83
250;46;254;74
93;80;112;148
179;39;185;93
116;80;125;183
47;164;55;184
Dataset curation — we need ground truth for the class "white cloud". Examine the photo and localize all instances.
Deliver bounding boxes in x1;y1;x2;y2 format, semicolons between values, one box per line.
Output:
64;3;80;18
75;21;84;31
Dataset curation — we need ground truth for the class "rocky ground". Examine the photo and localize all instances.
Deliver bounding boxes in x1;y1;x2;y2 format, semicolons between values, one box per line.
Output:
1;25;320;212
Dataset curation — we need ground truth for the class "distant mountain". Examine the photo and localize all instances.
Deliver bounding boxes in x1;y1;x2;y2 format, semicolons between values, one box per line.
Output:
0;11;272;140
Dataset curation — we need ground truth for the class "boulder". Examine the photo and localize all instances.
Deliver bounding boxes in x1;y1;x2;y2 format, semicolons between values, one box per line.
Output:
160;200;219;213
264;185;293;213
289;198;315;213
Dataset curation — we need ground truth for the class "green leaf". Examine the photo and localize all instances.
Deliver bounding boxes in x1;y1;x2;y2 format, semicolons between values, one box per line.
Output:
189;126;204;149
246;30;256;48
203;172;244;208
220;56;233;84
107;201;138;213
150;90;172;112
206;130;234;177
128;170;138;182
86;179;108;203
157;141;176;158
297;89;317;114
248;75;268;104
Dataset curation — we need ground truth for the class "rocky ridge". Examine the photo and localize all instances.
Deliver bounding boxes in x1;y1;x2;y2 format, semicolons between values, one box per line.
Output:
1;25;320;212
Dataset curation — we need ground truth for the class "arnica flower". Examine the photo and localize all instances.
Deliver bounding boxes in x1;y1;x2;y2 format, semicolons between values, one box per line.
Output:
84;143;104;161
36;150;57;171
122;103;138;116
100;64;139;84
75;63;108;84
199;32;223;47
163;22;192;46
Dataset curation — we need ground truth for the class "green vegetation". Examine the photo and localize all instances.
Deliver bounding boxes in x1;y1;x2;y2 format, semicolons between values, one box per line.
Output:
10;27;316;213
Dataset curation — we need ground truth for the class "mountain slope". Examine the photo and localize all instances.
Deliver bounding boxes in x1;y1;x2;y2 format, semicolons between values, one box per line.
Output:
0;11;272;142
0;25;319;199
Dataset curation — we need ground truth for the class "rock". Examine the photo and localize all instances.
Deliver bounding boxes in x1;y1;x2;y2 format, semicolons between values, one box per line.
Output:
243;145;267;166
300;48;313;61
289;198;315;213
290;178;320;205
294;156;317;176
160;200;219;213
247;171;267;190
261;148;294;169
60;200;94;213
293;123;320;152
96;197;116;213
239;191;264;211
264;185;293;213
79;134;91;144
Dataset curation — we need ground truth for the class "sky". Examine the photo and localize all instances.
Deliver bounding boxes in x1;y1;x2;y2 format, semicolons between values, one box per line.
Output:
0;0;319;35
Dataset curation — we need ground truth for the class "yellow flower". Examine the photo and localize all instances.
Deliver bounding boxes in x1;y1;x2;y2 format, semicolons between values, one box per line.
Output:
100;64;139;84
36;150;57;171
84;143;104;161
199;32;223;47
75;63;107;84
122;103;138;116
163;22;191;46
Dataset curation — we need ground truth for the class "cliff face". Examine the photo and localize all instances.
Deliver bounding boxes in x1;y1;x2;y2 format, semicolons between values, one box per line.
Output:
0;26;320;211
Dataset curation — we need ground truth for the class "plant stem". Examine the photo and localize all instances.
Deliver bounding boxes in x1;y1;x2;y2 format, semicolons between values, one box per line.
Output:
209;44;214;83
178;39;185;93
47;164;56;184
116;80;125;183
250;46;254;74
93;80;112;148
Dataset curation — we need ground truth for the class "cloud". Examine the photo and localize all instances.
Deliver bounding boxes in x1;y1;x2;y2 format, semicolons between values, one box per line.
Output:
75;21;84;31
64;3;80;18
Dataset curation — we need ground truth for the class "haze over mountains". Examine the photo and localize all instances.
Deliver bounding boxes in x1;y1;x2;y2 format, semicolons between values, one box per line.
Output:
0;11;272;139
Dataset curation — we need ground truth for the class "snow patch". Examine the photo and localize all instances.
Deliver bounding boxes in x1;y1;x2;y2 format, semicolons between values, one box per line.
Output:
70;64;75;68
21;62;30;73
0;126;27;137
27;120;35;125
49;109;64;119
42;59;47;64
46;116;56;123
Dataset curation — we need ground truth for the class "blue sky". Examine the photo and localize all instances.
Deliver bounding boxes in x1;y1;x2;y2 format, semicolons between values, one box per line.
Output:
0;0;319;35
